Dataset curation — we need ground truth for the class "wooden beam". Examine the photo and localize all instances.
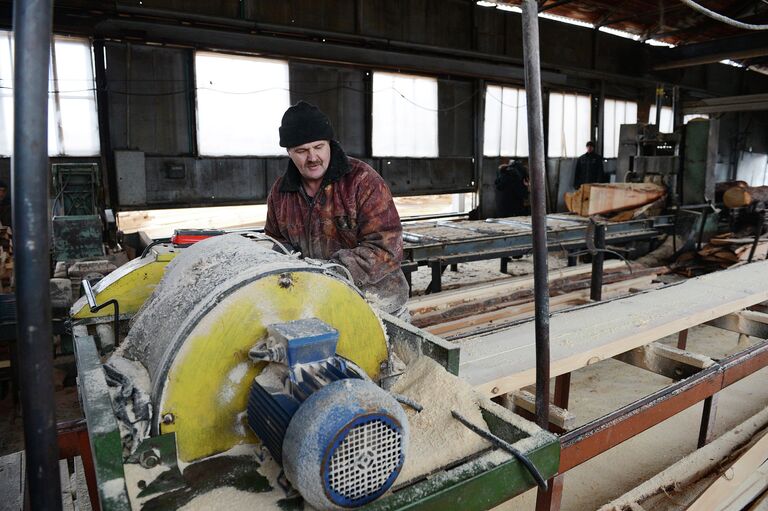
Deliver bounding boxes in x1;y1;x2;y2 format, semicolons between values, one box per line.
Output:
614;342;714;381
459;261;768;397
512;390;576;430
707;311;768;339
689;432;768;511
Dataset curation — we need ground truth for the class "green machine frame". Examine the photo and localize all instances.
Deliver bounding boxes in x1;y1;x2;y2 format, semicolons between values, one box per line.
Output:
73;315;560;511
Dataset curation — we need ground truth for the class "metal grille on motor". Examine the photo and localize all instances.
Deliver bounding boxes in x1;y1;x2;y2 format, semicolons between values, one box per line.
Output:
325;417;404;505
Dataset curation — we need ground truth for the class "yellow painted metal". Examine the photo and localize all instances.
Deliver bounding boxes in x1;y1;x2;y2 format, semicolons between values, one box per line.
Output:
71;245;179;320
158;271;388;463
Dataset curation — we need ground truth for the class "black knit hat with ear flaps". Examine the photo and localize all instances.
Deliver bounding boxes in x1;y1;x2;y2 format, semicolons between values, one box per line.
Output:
279;101;335;148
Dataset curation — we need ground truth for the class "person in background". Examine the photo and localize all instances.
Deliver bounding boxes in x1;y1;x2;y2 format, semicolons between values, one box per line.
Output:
573;141;605;188
0;180;11;228
494;159;530;217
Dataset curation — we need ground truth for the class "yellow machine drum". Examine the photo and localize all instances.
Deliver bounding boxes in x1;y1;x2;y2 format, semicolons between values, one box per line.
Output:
118;234;389;462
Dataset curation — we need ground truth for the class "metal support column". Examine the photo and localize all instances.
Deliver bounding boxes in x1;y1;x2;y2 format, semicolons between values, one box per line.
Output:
521;0;551;432
12;0;62;509
590;222;606;301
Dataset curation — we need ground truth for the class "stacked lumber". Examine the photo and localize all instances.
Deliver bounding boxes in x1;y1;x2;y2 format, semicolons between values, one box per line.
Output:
674;232;768;276
564;183;666;217
409;261;666;339
0;226;13;292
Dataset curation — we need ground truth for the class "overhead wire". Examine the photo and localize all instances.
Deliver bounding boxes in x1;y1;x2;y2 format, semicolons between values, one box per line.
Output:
678;0;768;30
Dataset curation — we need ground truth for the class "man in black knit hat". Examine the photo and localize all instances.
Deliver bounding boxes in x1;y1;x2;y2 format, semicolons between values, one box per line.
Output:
265;101;410;319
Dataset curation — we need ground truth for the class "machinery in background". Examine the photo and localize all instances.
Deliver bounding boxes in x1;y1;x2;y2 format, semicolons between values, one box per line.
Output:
70;233;559;510
617;123;682;205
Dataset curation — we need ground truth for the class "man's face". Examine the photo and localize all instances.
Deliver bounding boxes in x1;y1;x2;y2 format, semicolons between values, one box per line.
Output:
287;140;331;185
586;144;594;153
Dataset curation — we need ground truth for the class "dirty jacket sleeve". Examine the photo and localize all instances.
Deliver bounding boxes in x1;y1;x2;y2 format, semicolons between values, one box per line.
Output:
264;180;287;244
331;171;404;287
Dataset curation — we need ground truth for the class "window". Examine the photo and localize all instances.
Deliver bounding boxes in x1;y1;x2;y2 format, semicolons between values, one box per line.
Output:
0;32;12;156
603;99;637;158
0;32;100;157
648;105;674;133
484;85;528;157
196;52;289;156
372;72;438;157
547;92;591;157
684;114;709;124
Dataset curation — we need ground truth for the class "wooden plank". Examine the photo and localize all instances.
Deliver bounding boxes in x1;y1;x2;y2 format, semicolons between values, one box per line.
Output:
60;459;75;511
512;390;576;430
437;275;657;339
409;261;626;314
73;456;93;511
689;432;768;511
459;260;768;396
0;451;24;511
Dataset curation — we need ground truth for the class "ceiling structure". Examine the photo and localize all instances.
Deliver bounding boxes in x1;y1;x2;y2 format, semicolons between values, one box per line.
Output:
494;0;768;72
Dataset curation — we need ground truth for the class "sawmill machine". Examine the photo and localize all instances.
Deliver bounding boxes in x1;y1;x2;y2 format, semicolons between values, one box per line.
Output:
70;232;559;510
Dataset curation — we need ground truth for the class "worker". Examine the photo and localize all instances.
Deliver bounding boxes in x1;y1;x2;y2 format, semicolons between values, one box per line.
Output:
0;180;11;228
494;159;530;217
573;140;606;188
265;101;410;319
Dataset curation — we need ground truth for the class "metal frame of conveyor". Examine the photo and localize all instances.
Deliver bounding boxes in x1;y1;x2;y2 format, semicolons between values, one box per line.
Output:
402;215;672;293
531;304;768;511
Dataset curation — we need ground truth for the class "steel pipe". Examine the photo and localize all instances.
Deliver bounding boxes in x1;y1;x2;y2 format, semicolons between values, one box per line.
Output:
521;0;550;431
12;0;61;509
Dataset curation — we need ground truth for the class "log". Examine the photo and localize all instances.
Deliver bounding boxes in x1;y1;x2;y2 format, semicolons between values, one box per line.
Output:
564;183;667;216
723;185;768;209
716;180;748;203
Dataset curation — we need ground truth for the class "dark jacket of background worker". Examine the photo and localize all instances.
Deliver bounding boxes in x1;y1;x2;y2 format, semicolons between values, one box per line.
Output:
0;180;11;228
494;159;530;217
573;141;606;188
264;101;410;318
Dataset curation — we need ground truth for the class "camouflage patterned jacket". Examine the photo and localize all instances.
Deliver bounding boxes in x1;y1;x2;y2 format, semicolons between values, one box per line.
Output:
265;141;409;315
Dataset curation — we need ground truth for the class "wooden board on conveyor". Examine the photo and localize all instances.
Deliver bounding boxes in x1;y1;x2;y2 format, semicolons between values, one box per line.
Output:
458;260;768;397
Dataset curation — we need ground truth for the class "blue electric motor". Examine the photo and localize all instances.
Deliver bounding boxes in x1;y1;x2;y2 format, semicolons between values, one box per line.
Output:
247;318;409;510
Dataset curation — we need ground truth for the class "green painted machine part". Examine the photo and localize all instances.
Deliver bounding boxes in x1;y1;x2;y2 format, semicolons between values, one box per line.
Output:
53;215;105;262
682;119;711;206
74;317;560;511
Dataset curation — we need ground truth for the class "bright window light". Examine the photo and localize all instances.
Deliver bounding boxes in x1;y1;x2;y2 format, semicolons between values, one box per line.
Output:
372;71;438;157
603;99;637;158
684;113;709;124
598;26;641;41
196;52;289;156
0;31;100;157
476;1;496;6
49;37;101;156
0;31;12;157
648;105;674;133
484;85;529;157
496;3;521;12
539;12;594;28
720;59;743;68
645;39;676;48
547;92;591;158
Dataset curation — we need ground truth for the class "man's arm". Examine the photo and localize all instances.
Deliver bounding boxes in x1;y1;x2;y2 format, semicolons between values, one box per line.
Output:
264;184;289;245
573;156;585;189
331;172;403;287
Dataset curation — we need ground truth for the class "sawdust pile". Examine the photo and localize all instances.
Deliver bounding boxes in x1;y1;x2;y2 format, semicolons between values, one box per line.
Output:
392;356;491;483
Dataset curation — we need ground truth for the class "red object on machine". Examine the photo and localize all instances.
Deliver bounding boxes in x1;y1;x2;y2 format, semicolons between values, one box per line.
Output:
171;229;225;247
